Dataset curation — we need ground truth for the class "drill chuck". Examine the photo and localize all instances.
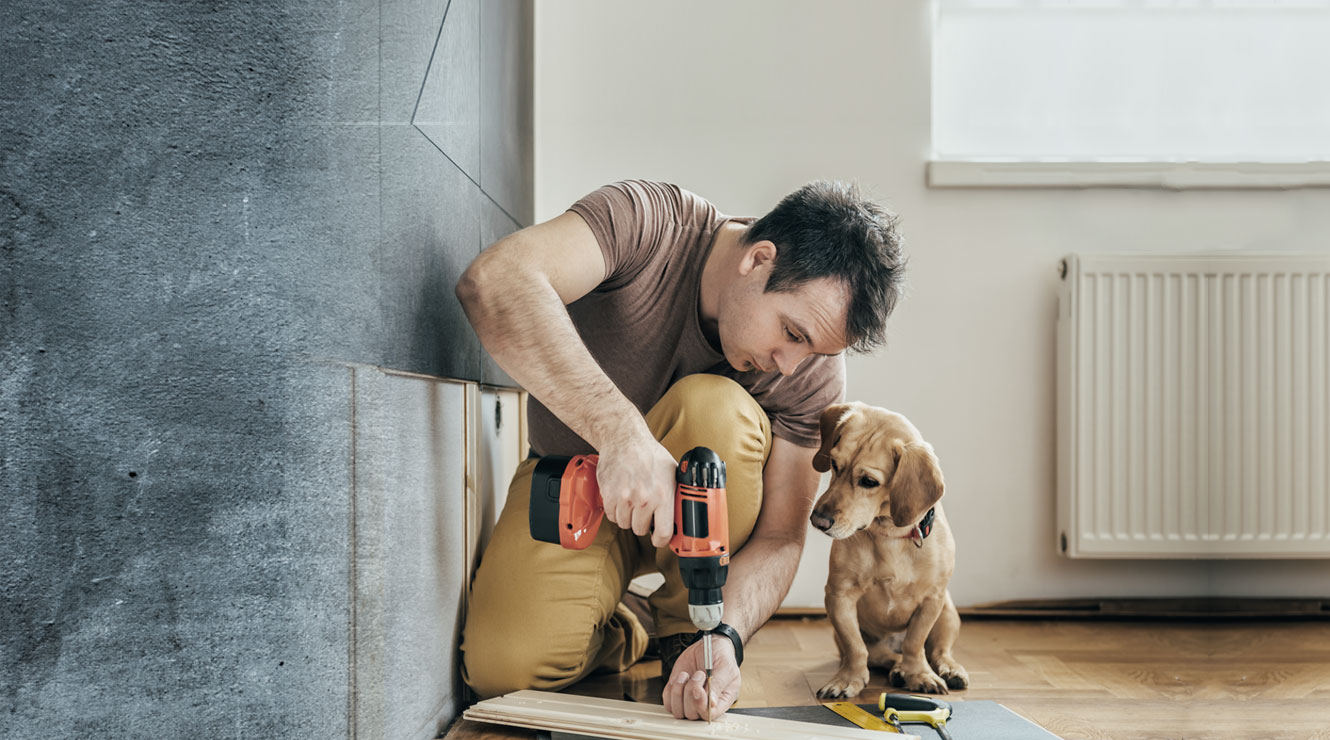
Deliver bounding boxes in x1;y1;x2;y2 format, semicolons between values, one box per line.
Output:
688;602;724;633
678;552;728;618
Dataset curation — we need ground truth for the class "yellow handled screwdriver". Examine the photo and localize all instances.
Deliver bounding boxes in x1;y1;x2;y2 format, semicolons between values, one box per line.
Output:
879;693;953;740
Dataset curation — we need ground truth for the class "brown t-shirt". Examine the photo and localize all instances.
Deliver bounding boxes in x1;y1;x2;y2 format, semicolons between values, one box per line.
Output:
527;180;846;456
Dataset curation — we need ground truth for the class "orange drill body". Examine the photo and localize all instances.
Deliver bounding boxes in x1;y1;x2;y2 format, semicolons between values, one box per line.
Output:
671;483;730;563
529;447;730;630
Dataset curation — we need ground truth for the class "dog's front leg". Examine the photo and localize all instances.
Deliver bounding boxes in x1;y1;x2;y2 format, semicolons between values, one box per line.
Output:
890;593;949;694
816;586;871;699
926;591;970;690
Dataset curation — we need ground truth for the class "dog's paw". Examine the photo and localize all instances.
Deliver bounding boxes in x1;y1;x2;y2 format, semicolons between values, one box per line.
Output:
889;666;949;695
816;668;870;700
935;661;970;691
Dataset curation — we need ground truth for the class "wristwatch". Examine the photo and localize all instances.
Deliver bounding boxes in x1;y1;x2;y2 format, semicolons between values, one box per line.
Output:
705;622;743;667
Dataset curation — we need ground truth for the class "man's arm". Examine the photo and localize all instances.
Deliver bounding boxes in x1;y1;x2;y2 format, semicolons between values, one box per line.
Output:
455;212;678;544
662;435;822;720
724;436;822;640
456;212;624;445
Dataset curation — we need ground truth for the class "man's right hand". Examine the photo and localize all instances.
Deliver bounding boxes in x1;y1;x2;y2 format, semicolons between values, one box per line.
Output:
458;212;679;548
595;434;678;548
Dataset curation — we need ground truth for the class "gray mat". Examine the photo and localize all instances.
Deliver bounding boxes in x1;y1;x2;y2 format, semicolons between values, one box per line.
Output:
547;700;1063;740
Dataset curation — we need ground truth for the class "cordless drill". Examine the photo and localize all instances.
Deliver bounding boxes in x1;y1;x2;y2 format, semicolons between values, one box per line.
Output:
529;447;730;717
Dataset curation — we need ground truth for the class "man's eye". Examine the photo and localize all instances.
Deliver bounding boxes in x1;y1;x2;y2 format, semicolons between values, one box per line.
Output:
830;461;840;474
858;476;880;488
785;327;803;343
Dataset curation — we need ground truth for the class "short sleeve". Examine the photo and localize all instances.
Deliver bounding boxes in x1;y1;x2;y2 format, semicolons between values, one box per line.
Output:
567;181;706;291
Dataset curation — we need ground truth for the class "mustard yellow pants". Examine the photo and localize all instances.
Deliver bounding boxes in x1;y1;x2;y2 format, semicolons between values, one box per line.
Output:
460;374;772;698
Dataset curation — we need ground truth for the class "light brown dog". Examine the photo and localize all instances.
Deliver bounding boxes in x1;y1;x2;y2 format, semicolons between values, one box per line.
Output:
809;402;969;698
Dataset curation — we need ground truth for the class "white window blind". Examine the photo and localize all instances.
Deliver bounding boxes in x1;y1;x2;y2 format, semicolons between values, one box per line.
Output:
933;0;1330;162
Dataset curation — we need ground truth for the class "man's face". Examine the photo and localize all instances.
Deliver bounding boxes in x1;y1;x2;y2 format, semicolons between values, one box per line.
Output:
717;255;850;376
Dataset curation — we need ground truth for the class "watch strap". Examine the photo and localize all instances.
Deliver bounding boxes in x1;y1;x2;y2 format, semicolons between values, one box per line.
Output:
706;622;743;667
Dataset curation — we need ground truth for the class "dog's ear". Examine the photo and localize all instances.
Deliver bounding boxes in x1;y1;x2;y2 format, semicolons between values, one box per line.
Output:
812;403;854;473
888;440;945;527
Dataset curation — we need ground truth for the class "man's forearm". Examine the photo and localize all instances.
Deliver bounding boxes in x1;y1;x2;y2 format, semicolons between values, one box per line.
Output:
719;533;804;642
456;259;647;451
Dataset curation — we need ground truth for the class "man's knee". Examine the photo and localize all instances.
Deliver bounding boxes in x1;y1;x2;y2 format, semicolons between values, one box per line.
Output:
461;642;531;699
461;624;586;698
659;373;757;416
652;374;770;459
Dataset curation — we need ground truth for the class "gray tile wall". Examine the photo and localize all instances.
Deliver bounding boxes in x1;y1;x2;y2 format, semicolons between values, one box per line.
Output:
1;0;530;736
351;369;470;740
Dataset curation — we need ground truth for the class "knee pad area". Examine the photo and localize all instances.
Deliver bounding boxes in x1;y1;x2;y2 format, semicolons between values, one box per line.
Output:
462;633;589;698
658;374;767;439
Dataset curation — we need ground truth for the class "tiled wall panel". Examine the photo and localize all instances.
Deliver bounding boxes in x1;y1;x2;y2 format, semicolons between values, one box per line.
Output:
1;0;530;736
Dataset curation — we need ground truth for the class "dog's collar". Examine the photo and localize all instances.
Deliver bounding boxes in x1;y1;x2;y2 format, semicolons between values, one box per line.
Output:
895;507;936;549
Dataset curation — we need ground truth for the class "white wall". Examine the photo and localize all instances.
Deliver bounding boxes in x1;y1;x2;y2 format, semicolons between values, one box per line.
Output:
534;0;1330;606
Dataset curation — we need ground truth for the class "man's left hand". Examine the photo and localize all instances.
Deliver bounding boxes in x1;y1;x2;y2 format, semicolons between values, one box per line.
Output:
661;634;741;721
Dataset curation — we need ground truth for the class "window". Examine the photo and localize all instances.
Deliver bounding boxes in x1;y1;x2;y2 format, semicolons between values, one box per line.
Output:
931;0;1330;186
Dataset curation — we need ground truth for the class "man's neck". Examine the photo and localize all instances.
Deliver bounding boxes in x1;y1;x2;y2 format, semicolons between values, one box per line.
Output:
698;222;745;350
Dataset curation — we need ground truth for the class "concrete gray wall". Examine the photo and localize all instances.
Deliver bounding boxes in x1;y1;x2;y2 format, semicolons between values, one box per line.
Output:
1;0;531;736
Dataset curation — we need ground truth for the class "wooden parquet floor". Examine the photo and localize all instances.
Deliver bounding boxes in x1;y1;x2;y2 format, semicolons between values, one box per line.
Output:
445;616;1330;740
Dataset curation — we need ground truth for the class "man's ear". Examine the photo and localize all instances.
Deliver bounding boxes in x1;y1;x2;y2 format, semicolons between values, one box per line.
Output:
812;403;854;472
888;440;945;527
738;240;778;277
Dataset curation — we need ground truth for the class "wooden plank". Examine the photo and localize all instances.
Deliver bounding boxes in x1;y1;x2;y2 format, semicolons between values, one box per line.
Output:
462;690;919;740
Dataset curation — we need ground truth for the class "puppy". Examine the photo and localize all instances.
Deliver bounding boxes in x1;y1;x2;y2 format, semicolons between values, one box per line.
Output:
809;402;969;698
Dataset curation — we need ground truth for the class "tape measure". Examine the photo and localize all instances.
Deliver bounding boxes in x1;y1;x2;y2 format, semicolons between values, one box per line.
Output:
823;696;953;739
822;702;903;733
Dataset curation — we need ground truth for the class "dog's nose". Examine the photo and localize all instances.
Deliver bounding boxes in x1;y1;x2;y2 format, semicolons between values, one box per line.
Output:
810;510;835;532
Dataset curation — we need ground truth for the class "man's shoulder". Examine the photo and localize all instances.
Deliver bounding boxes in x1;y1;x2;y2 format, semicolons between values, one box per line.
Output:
575;180;718;217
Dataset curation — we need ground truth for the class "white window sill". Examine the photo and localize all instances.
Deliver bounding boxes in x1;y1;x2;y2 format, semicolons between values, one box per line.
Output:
927;160;1330;190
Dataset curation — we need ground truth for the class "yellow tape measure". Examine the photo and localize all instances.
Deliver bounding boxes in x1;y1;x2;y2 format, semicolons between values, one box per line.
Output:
822;701;902;733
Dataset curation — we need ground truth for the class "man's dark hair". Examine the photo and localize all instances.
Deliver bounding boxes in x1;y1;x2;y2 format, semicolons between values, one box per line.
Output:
743;180;905;354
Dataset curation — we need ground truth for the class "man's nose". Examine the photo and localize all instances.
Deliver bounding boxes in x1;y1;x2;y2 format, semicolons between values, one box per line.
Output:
774;347;810;376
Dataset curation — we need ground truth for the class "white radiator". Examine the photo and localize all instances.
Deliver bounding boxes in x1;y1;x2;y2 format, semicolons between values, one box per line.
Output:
1057;254;1330;558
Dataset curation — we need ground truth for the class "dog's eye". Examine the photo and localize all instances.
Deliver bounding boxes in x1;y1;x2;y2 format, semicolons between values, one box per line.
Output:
858;476;880;489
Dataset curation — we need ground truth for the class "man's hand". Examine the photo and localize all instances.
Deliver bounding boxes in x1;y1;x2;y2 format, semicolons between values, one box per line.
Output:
595;433;679;548
662;635;740;721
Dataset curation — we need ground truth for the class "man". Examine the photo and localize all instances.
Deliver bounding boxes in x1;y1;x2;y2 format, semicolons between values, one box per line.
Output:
455;179;904;721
